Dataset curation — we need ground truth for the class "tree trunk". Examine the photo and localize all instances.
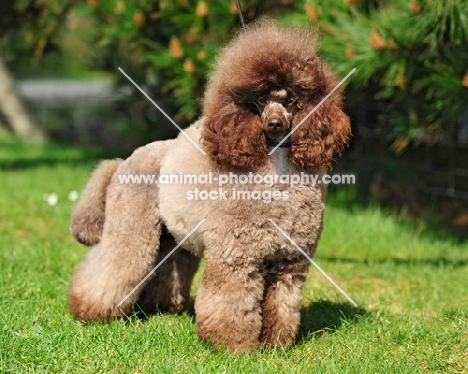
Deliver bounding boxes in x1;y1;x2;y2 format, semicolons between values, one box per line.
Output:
0;58;47;142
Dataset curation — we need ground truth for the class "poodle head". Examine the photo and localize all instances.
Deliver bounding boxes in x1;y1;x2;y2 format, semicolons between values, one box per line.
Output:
202;18;351;171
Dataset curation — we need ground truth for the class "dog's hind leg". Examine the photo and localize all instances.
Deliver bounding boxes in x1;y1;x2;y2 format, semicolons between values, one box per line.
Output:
136;228;200;316
69;142;172;321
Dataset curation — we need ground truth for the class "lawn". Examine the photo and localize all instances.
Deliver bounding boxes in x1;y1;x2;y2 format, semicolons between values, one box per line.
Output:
1;131;467;373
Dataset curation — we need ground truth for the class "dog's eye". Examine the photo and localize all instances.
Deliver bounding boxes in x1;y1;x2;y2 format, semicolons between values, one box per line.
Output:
250;103;260;115
286;98;295;106
257;97;266;105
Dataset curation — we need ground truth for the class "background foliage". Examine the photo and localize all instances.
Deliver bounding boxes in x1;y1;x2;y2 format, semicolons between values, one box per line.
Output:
310;0;468;152
1;0;467;148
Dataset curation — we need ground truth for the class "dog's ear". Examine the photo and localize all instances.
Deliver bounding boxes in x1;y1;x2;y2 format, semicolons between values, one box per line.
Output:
202;102;268;170
289;98;351;169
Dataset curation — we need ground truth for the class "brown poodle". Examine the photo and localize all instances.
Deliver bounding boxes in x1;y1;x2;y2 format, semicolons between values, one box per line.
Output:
69;18;351;352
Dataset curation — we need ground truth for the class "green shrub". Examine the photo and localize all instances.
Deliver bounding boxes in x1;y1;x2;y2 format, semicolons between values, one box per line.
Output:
305;0;468;151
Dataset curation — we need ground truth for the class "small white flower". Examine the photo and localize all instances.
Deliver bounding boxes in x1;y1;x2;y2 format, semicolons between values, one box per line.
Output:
46;193;58;206
68;190;79;202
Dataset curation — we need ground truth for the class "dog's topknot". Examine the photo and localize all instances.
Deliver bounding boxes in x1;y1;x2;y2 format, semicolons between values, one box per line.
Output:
204;17;321;104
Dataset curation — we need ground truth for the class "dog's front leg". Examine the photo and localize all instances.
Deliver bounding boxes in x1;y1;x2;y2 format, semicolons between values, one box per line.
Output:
194;258;264;352
260;260;309;346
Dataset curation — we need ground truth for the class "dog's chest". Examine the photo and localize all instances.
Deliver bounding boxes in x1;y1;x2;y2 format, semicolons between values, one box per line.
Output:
159;132;325;259
267;147;295;175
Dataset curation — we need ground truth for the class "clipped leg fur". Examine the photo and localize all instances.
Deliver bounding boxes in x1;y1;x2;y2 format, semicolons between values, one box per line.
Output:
260;260;309;346
69;145;167;320
137;228;200;315
195;259;264;352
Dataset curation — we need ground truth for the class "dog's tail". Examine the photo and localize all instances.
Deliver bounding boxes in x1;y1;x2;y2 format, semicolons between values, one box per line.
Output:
70;159;122;246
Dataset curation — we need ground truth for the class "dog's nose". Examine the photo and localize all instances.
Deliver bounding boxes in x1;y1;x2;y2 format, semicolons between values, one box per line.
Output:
267;118;283;132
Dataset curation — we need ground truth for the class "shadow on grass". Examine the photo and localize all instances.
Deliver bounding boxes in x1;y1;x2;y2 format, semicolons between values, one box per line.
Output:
132;297;197;322
132;298;366;344
298;300;366;342
321;257;468;268
0;138;125;171
0;157;108;170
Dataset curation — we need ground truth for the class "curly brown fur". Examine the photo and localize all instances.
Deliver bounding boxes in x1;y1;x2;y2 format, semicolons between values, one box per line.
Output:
68;18;351;353
137;227;200;315
203;17;350;171
259;259;309;346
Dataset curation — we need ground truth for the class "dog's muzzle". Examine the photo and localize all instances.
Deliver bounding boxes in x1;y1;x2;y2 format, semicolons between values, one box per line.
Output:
261;102;292;141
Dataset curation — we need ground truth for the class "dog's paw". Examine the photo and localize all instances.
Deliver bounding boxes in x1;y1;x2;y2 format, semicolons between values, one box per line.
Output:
196;319;261;353
68;286;132;322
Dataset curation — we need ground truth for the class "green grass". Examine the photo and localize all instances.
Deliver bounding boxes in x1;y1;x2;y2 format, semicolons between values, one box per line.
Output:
1;131;467;373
